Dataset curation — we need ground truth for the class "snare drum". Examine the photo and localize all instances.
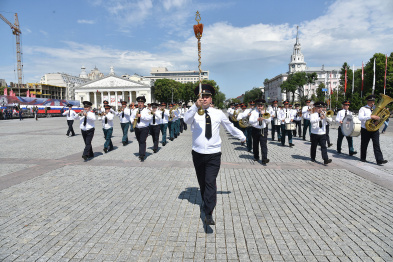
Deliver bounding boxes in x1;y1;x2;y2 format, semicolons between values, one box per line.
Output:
273;118;280;126
285;122;296;130
341;115;361;137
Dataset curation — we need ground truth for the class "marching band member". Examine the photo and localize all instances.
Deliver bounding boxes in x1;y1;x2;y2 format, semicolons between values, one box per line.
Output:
310;101;332;164
269;100;281;141
249;99;270;164
99;105;114;153
159;102;170;146
129;103;136;133
227;103;235;123
336;100;357;155
237;103;253;152
292;104;302;137
178;102;185;133
182;104;188;131
302;99;312;140
118;101;131;146
358;95;387;165
62;103;77;137
132;96;153;161
79;101;96;160
168;103;178;141
323;102;333;147
149;103;162;153
103;100;117;115
278;101;294;147
233;104;241;129
184;84;246;226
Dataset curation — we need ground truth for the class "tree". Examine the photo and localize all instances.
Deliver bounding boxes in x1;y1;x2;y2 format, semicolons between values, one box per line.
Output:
316;83;326;101
243;87;263;104
305;72;318;98
281;72;307;104
153;79;183;104
0;86;6;95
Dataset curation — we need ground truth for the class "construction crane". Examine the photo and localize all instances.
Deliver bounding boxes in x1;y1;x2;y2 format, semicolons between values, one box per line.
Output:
0;13;23;85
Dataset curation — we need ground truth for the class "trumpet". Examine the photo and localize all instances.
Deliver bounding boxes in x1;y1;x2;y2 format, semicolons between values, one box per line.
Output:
78;110;86;116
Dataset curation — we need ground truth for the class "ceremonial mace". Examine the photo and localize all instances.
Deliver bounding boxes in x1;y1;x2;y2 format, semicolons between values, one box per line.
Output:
194;11;205;116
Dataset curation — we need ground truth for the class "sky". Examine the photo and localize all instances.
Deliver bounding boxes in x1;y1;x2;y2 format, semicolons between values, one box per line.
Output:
1;0;392;99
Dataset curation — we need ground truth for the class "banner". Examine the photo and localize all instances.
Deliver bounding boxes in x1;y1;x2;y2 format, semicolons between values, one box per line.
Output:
0;95;80;107
384;54;388;95
344;67;347;93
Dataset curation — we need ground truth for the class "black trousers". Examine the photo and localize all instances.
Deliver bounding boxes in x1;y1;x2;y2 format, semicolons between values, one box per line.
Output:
182;118;187;130
150;125;160;150
271;119;281;140
192;150;221;215
135;126;149;157
337;127;355;153
303;119;311;139
180;118;184;132
293;120;302;137
81;128;95;157
360;128;383;162
67;120;75;136
326;124;331;145
252;127;268;160
310;133;328;161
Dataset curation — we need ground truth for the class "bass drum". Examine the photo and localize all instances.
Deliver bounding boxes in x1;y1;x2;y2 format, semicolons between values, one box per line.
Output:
285;122;296;130
341;115;361;137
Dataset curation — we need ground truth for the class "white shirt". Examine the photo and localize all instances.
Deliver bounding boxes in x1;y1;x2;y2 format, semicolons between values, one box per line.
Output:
278;108;294;123
270;107;280;120
302;105;312;120
159;109;170;124
118;108;131;123
249;109;270;128
310;112;331;134
79;111;96;131
358;105;373;129
237;108;250;121
99;112;114;129
132;108;153;128
227;107;234;115
184;104;246;154
336;109;352;123
293;108;302;121
62;109;78;120
150;110;162;126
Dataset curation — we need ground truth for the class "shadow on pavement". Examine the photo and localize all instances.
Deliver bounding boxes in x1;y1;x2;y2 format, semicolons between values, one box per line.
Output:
291;154;310;161
239;154;254;160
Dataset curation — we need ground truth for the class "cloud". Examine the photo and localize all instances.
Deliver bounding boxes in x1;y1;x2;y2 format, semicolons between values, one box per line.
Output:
39;30;48;36
77;19;96;24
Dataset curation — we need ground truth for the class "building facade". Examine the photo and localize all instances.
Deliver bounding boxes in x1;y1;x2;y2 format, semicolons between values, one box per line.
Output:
264;27;342;103
74;75;152;110
145;67;209;84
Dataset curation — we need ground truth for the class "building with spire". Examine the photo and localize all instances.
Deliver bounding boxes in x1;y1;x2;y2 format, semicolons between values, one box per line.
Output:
264;27;342;104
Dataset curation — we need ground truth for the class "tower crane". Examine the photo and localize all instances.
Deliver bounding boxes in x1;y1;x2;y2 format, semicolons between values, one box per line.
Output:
0;13;23;85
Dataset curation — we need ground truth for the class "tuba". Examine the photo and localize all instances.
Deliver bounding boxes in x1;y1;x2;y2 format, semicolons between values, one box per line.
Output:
326;110;334;118
366;94;393;131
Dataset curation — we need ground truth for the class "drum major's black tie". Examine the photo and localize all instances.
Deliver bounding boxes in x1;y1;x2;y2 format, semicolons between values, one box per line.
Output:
68;110;70;117
345;110;347;117
205;109;212;140
83;114;87;126
259;111;262;126
105;116;107;124
122;111;124;118
162;110;164;119
153;114;156;124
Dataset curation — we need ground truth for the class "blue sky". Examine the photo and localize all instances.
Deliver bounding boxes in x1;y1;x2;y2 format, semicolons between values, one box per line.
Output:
1;0;392;99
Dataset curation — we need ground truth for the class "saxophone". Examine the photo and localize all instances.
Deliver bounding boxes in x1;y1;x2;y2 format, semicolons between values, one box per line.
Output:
365;94;393;131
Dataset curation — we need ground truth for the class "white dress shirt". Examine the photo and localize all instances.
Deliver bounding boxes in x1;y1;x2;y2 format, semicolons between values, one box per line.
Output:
358;105;373;129
336;109;352;123
278;108;294;123
169;109;178;122
118;108;131;123
62;109;78;120
184;104;246;154
302;105;312;120
293;109;302;121
237;108;252;121
270;107;280;120
132;108;153;128
310;112;331;134
249;109;270;128
227;107;234;116
99;112;114;129
159;109;169;124
79;111;96;130
150;110;162;126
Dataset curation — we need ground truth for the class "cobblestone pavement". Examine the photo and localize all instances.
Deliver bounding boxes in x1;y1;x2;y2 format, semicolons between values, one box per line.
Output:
0;117;393;262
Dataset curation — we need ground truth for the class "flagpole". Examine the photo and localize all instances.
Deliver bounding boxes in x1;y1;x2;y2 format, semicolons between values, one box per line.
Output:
344;67;347;100
361;61;364;98
372;58;376;95
352;64;355;95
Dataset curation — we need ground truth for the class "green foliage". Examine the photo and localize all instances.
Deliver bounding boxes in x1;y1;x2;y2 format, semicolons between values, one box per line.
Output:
0;86;5;95
316;83;326;101
280;72;308;104
243;87;263;104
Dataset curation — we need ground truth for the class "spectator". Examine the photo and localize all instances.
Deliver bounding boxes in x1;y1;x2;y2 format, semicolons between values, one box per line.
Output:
382;118;389;134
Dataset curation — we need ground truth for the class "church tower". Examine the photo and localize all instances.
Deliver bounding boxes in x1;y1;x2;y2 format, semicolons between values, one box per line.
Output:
288;26;306;73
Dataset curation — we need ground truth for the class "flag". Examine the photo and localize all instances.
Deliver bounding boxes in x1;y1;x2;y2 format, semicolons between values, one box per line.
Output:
26;90;30;97
372;58;376;95
384;54;388;95
344;67;347;93
4;88;7;96
361;62;364;94
330;72;333;95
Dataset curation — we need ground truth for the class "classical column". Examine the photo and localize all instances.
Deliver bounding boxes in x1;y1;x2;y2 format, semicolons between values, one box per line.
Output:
122;91;125;103
129;91;132;103
100;91;103;105
115;91;118;110
94;92;97;109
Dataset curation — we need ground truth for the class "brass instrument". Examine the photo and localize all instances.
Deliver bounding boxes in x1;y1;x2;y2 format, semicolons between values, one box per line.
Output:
297;110;302;117
239;108;253;128
366;94;393;131
231;109;239;122
133;108;141;129
169;107;175;121
326;110;334;118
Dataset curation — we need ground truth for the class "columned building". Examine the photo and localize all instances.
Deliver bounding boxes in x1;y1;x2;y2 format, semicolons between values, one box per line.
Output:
75;75;152;110
264;27;342;103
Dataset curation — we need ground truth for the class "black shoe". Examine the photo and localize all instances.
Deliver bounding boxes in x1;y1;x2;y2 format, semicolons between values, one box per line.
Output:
162;142;166;146
170;138;174;141
324;159;332;165
71;134;76;137
349;151;357;156
153;149;157;153
303;138;306;141
253;157;259;161
289;143;295;147
377;160;388;165
66;134;69;136
328;143;333;147
82;155;88;161
360;159;366;162
337;151;342;154
139;156;145;162
103;148;108;153
311;159;316;162
262;159;269;164
204;215;215;225
109;147;114;151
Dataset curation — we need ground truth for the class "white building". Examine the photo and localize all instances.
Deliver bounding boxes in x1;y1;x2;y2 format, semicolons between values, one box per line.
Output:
145;67;209;84
264;27;342;103
74;75;152;110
